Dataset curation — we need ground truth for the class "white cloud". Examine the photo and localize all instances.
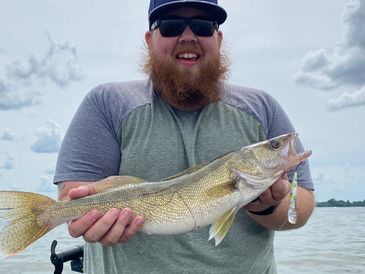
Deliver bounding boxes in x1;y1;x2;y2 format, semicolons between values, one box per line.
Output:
31;120;63;153
45;165;56;175
313;172;325;182
328;87;365;110
0;128;16;141
0;155;15;170
0;79;40;110
0;32;82;111
6;32;83;88
343;164;356;180
294;0;365;110
37;176;57;193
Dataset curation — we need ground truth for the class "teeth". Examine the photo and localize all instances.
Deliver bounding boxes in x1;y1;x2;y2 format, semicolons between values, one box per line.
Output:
178;53;198;59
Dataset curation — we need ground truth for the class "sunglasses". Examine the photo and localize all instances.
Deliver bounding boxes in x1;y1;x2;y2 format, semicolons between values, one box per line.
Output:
151;16;218;37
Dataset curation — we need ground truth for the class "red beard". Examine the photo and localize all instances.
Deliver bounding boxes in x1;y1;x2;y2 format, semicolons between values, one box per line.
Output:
143;46;229;110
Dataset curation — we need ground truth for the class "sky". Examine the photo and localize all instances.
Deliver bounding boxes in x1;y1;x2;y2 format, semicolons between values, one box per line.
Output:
0;0;364;202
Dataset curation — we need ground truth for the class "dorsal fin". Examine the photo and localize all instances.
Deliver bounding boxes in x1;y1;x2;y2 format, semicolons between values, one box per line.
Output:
162;164;206;181
163;151;235;181
90;175;145;193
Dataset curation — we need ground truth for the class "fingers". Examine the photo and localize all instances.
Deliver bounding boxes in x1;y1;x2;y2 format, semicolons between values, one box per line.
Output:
270;176;290;201
244;173;290;212
69;207;144;246
119;216;144;243
66;184;143;245
68;210;101;238
83;208;122;243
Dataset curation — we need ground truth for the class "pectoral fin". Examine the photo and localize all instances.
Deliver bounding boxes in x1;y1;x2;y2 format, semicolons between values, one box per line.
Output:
90;175;145;193
208;207;238;246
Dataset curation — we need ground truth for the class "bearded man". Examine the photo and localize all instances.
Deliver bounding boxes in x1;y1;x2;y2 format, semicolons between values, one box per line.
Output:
55;1;315;273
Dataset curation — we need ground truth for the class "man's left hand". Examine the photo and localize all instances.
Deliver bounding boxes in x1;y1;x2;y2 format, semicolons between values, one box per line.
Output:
244;173;290;213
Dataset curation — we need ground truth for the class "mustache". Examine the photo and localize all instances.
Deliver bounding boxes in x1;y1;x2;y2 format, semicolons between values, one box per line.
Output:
174;45;203;55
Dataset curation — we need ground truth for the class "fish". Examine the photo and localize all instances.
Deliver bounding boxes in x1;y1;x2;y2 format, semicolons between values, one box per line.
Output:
0;132;311;257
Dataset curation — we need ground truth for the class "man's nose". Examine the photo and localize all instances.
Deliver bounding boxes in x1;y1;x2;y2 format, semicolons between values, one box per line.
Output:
178;25;197;44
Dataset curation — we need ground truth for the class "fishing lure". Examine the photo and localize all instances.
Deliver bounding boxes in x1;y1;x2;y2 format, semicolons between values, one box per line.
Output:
288;171;298;224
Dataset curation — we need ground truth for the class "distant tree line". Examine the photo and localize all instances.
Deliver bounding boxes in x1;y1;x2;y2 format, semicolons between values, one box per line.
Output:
316;198;365;207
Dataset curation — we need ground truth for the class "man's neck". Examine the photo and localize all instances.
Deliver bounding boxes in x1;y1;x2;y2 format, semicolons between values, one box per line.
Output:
164;96;210;111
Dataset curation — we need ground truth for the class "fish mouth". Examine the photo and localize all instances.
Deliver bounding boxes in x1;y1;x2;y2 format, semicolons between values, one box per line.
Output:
286;133;312;169
298;150;312;162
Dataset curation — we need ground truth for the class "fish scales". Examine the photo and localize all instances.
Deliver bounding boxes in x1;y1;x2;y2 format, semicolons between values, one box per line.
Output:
0;132;312;256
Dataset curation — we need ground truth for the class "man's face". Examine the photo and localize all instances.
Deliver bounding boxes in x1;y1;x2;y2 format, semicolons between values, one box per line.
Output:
144;7;228;111
145;7;223;74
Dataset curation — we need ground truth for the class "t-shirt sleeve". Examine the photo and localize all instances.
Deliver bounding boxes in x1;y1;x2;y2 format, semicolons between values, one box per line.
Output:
263;93;314;190
53;88;121;183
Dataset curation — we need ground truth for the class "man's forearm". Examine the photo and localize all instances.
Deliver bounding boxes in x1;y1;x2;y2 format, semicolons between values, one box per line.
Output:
247;187;315;230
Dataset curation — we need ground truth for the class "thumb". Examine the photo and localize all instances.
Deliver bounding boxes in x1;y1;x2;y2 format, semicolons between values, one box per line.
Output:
68;185;94;200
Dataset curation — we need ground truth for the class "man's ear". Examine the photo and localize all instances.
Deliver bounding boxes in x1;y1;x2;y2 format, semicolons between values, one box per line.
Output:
217;30;223;49
145;31;152;47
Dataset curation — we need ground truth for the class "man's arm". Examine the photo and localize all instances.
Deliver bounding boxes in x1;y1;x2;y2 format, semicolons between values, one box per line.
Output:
58;181;144;245
244;174;315;230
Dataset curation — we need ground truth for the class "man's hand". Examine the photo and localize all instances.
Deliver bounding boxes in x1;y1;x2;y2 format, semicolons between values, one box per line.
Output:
244;173;290;213
66;185;144;246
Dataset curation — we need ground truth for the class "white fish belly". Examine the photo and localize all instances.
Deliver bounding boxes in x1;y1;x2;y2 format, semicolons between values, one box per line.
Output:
141;217;197;235
141;193;242;235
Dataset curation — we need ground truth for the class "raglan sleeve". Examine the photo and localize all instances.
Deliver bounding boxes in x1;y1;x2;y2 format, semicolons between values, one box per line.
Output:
53;87;122;184
264;93;314;190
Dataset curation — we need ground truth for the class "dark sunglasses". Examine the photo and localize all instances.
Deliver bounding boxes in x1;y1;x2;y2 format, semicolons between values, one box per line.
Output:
150;16;218;37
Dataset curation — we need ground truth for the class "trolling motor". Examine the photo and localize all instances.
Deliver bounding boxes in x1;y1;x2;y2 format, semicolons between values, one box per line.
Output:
50;240;84;274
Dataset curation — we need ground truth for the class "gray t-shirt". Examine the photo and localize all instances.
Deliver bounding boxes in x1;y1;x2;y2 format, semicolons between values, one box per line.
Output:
54;79;313;274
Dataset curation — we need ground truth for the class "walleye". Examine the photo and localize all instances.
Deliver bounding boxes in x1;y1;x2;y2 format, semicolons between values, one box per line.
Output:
0;132;311;257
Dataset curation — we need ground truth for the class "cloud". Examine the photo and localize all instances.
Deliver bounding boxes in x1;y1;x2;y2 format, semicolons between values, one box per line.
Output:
37;176;57;193
0;32;82;111
328;87;365;110
313;172;325;183
45;165;56;175
0;155;15;170
0;128;16;141
0;79;40;110
31;120;63;153
294;0;365;110
6;32;83;87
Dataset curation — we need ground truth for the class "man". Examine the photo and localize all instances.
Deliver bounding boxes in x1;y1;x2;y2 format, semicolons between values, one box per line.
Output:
55;0;315;273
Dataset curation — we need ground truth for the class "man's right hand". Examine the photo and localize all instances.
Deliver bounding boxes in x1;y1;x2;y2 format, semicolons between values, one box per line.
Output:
60;183;144;246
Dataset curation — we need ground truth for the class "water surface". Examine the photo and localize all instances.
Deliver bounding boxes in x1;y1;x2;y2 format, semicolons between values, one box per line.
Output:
1;208;364;273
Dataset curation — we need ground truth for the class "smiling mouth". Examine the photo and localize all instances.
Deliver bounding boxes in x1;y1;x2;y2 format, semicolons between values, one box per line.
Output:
176;52;200;62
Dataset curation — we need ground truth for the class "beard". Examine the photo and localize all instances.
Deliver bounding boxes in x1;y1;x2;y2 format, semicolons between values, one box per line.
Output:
143;45;229;110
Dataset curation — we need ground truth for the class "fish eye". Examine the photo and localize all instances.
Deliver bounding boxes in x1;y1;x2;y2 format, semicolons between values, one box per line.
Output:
270;139;281;149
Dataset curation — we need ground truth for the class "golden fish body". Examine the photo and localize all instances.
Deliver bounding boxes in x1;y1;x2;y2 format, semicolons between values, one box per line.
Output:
0;132;311;256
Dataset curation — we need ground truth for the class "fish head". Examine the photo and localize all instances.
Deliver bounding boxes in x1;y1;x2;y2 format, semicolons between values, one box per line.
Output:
238;132;312;175
229;133;311;204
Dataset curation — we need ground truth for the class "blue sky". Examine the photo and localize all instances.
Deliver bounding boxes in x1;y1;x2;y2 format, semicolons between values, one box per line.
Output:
0;0;364;201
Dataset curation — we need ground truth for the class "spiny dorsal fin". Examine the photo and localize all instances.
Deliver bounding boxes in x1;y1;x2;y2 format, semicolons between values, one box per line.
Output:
162;164;206;181
90;175;145;193
163;151;235;181
208;207;238;246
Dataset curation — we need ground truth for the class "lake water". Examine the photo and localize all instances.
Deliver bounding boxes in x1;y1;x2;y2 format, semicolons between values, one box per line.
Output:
0;207;364;274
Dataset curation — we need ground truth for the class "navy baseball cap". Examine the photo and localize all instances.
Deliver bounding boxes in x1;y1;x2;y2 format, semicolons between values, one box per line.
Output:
148;0;227;28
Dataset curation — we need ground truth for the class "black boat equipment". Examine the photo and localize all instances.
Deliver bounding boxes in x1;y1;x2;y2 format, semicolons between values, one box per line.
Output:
50;240;84;274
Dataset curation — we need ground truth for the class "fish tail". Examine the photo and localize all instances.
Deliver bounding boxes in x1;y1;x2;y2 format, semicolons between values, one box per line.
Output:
0;191;55;257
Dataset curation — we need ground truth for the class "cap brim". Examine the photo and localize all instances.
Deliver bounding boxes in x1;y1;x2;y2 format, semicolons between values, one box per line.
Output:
149;1;227;27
